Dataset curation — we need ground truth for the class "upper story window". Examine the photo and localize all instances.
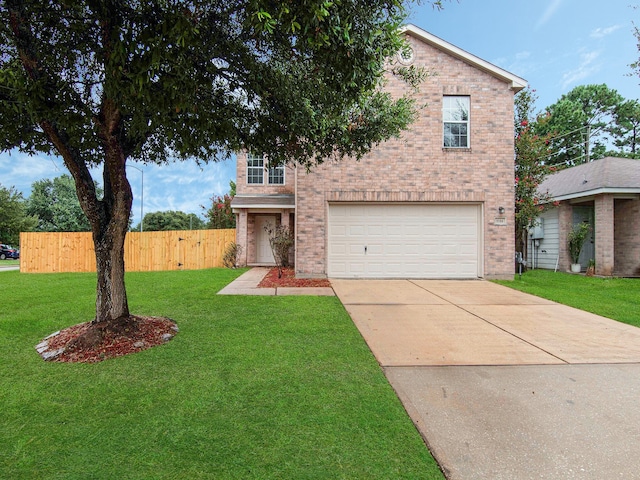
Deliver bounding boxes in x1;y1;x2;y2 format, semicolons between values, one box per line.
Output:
443;96;470;148
247;153;264;184
268;164;284;184
247;153;285;185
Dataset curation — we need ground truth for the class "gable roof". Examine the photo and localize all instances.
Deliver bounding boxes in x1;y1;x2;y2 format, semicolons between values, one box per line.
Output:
539;157;640;202
402;24;527;92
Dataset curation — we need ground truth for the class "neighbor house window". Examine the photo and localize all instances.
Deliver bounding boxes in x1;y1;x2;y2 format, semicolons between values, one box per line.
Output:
268;164;285;185
247;153;264;184
443;96;470;148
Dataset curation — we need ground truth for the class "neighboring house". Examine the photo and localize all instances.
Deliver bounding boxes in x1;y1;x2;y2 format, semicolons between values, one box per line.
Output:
531;157;640;276
231;24;526;279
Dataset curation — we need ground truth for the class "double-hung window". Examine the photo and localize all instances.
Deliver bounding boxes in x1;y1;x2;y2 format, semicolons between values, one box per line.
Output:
247;153;285;185
268;164;284;185
443;96;470;148
247;153;264;184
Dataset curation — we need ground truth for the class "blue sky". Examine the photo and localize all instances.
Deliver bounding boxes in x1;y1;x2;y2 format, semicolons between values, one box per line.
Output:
1;0;637;227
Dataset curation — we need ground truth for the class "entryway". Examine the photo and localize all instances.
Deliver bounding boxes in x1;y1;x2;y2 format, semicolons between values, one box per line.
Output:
254;215;276;264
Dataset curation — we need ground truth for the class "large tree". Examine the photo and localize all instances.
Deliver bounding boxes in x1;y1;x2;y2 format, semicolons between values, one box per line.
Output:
540;84;624;166
0;1;427;338
27;174;101;232
609;99;640;157
0;183;37;245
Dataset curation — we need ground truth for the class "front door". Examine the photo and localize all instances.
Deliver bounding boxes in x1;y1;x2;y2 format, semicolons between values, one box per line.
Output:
255;215;276;264
572;206;594;268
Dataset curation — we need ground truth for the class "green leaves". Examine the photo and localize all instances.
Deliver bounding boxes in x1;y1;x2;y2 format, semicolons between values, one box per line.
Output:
0;0;422;171
540;84;625;166
0;183;37;244
26;174;98;232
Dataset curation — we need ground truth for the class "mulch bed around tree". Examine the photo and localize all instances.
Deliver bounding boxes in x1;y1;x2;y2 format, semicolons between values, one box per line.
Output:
258;267;332;288
35;316;178;363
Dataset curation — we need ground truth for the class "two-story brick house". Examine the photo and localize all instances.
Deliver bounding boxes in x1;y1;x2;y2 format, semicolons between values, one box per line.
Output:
231;24;526;280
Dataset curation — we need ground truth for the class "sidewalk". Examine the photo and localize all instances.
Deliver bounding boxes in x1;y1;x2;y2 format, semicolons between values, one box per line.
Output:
0;264;19;271
217;267;335;296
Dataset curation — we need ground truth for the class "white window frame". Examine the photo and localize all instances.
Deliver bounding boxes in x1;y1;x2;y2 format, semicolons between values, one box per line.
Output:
247;154;285;185
267;163;285;185
247;153;264;184
443;96;470;148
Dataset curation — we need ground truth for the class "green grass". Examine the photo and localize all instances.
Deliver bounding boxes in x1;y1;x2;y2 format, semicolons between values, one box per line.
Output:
496;270;640;328
0;269;443;480
1;259;19;266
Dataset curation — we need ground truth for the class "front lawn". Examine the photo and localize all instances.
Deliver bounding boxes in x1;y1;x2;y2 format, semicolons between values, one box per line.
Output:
496;270;640;328
0;269;443;479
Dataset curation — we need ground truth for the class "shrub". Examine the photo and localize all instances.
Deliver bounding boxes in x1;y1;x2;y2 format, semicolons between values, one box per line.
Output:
568;222;591;264
264;222;294;278
222;242;242;268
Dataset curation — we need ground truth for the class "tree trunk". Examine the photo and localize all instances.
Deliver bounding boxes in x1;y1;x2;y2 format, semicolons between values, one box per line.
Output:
91;152;133;325
93;195;131;324
45;102;134;327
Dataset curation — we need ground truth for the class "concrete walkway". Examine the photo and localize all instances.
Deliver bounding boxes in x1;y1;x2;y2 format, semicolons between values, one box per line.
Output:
0;263;19;271
332;279;640;480
217;267;335;296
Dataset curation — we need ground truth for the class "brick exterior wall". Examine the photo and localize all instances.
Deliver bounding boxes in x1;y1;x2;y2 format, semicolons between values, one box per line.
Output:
614;198;640;276
236;151;295;195
294;33;517;279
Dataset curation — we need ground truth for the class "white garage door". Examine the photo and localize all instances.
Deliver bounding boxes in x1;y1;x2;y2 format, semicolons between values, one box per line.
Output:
328;203;481;279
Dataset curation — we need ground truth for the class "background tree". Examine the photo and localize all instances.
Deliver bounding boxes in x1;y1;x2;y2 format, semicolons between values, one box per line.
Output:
0;184;37;245
0;1;428;340
514;87;555;263
204;180;236;229
539;84;624;166
26;174;102;232
134;211;205;232
630;8;640;81
609;99;640;157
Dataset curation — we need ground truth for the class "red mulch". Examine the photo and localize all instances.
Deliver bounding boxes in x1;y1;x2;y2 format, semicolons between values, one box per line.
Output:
258;267;331;288
35;315;178;363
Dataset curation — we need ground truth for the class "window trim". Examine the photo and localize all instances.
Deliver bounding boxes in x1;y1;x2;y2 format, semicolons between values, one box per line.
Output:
443;95;470;148
267;163;285;185
246;154;286;185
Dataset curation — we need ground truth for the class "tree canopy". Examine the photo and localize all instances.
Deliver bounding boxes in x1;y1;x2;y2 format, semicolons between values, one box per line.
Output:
0;0;427;333
134;210;205;232
539;84;624;166
27;174;100;232
0;183;37;245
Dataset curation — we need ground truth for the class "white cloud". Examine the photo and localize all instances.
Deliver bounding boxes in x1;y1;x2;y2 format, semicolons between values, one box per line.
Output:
535;0;564;30
561;49;602;90
590;25;622;39
0;150;236;227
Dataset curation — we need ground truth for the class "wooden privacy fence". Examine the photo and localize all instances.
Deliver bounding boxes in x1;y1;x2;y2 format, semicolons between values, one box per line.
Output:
19;229;236;273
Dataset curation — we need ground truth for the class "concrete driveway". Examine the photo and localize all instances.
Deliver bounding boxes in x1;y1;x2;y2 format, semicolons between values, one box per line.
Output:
332;279;640;480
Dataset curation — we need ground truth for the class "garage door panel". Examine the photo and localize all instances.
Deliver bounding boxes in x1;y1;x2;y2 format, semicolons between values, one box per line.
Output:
328;203;480;279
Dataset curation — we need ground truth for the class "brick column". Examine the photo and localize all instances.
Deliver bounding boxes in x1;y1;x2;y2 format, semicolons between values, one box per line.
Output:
595;194;614;276
280;210;290;229
558;203;573;272
236;210;248;266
